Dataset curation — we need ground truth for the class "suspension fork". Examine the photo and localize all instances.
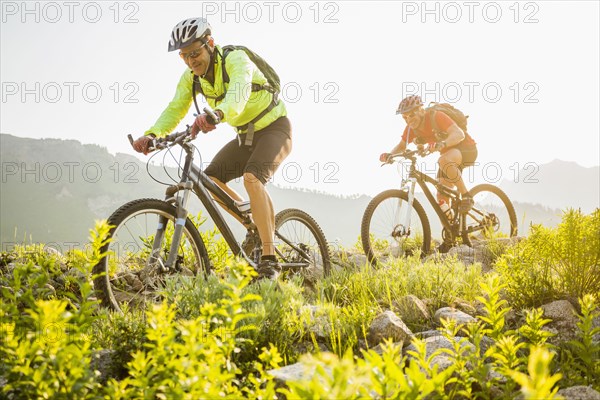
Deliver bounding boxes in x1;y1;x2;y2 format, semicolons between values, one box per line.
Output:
149;181;194;271
401;177;418;232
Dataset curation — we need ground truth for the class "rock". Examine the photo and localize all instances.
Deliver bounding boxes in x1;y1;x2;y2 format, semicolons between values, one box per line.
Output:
428;355;454;372
405;335;475;374
180;267;194;276
453;301;477;316
345;254;368;268
66;267;87;283
268;361;319;384
291;341;329;355
416;330;445;340
368;310;414;346
43;246;63;259
405;335;475;359
434;307;477;326
90;349;116;384
557;386;600;400
542;300;578;322
541;300;579;345
332;251;368;269
393;295;431;324
300;305;333;341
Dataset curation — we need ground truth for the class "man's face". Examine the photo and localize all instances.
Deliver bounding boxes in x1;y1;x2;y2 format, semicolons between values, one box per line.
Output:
402;106;425;130
179;39;211;76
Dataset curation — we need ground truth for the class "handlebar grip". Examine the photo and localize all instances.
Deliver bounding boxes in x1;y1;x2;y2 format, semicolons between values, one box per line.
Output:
203;107;221;125
127;134;134;145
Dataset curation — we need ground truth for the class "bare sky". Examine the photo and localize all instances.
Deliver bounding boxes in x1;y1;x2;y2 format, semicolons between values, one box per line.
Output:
1;0;599;196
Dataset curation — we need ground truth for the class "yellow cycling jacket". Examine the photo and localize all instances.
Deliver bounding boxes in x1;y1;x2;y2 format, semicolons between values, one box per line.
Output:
145;46;286;137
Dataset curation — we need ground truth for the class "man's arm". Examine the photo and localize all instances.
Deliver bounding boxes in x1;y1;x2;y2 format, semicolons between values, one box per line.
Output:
444;124;466;147
144;70;194;137
434;111;465;148
390;140;407;154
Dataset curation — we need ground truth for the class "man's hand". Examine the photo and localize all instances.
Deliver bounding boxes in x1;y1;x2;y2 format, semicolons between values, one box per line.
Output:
132;135;155;155
191;113;217;138
433;141;446;151
379;152;392;163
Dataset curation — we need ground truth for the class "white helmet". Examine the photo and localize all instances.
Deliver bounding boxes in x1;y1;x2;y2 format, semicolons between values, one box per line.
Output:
168;18;211;52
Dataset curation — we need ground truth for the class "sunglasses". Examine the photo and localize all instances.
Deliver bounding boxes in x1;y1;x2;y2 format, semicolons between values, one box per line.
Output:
179;44;206;61
402;108;420;120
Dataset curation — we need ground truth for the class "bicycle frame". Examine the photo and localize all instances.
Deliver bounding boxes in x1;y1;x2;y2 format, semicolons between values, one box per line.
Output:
398;156;464;242
152;139;313;271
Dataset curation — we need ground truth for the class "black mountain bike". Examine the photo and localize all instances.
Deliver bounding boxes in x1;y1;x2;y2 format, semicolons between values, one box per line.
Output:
361;148;517;265
93;109;331;312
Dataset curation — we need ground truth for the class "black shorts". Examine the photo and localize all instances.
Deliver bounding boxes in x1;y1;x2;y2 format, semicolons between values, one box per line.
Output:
437;141;478;179
204;116;292;185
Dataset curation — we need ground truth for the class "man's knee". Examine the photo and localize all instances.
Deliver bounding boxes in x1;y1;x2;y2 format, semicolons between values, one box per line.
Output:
438;163;462;181
243;171;263;190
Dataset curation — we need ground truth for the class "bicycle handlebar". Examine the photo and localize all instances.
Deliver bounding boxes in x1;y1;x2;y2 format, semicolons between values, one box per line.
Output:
128;107;221;153
382;146;433;166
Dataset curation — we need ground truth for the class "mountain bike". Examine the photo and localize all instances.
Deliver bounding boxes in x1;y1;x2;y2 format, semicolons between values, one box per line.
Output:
93;109;331;312
361;147;517;265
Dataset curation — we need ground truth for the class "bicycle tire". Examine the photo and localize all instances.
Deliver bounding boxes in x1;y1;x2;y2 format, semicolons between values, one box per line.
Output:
274;208;332;278
93;198;211;312
361;189;431;266
464;184;518;242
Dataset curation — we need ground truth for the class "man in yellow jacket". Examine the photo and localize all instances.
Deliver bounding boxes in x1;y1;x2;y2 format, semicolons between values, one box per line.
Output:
132;17;291;279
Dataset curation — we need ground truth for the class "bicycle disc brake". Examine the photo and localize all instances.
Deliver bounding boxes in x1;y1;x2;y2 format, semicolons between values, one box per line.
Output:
391;224;411;239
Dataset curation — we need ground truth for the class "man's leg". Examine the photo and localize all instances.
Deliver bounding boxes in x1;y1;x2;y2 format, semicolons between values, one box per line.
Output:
242;118;292;265
438;148;468;200
243;172;275;256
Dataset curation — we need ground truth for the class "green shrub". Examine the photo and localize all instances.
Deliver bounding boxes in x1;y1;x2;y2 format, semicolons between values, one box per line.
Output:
104;261;278;398
559;294;600;390
496;208;600;308
320;254;484;313
91;307;147;379
0;220;109;399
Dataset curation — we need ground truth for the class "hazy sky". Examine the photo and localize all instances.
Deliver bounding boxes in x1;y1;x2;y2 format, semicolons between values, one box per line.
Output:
2;0;599;196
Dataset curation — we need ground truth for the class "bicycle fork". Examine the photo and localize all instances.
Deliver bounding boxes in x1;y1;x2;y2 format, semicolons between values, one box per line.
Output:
398;177;417;237
149;182;194;272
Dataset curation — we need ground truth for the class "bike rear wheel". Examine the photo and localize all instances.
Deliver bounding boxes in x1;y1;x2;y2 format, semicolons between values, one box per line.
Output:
463;184;518;243
361;189;431;266
274;208;331;279
93;198;211;312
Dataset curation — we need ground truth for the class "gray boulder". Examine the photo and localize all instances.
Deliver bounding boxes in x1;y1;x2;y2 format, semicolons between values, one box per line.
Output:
434;307;477;327
557;386;600;400
368;310;414;346
541;300;579;345
393;295;431;324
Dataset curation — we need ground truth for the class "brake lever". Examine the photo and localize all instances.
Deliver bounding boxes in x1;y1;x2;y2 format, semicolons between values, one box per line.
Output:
128;133;159;152
203;107;221;125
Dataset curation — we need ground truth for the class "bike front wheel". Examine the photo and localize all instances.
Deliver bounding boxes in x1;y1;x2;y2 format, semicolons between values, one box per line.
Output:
274;208;331;279
93;198;211;312
463;184;518;242
361;190;431;266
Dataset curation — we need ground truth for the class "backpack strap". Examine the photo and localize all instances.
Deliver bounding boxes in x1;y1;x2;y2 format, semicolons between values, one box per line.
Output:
192;74;201;115
429;109;440;134
192;46;280;146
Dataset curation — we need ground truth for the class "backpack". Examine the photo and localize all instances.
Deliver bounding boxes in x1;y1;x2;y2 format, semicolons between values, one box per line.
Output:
426;102;469;134
222;45;280;94
192;45;280;105
191;45;281;144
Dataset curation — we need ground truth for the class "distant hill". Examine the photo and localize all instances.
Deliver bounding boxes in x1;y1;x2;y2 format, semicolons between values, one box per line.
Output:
1;134;590;250
499;159;599;214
